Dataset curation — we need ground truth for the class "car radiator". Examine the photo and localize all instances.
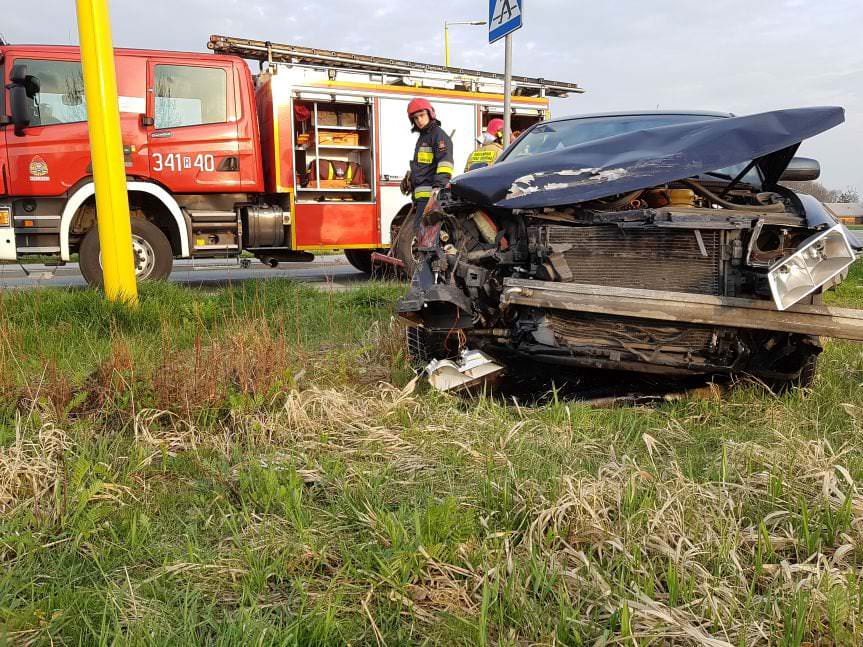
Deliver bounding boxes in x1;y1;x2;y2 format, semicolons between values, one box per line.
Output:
544;225;723;295
545;312;721;358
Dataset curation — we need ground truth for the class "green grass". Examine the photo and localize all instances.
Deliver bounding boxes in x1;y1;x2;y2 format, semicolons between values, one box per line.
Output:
1;269;863;645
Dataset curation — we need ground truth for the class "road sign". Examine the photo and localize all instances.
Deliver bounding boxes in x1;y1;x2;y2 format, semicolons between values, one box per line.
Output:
488;0;522;44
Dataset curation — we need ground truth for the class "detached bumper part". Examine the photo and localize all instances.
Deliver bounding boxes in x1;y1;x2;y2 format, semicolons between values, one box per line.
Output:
768;225;856;311
425;350;504;392
398;284;474;329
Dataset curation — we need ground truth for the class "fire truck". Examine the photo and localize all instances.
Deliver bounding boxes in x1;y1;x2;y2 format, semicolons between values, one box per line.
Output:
0;35;581;282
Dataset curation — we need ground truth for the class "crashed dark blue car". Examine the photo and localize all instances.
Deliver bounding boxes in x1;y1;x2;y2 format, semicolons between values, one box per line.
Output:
398;108;863;388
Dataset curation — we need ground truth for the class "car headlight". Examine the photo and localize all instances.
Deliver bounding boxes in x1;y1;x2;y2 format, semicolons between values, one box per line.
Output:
767;224;856;310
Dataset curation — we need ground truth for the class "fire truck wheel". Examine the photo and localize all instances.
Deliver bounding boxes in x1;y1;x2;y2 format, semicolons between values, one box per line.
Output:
79;218;174;286
344;249;374;274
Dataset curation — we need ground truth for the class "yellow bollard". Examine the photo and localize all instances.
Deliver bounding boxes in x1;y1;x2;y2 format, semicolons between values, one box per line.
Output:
75;0;138;303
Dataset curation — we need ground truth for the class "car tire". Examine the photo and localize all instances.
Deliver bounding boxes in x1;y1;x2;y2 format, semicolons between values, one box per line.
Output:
393;208;421;277
756;352;820;394
344;249;374;274
79;218;173;287
787;353;819;391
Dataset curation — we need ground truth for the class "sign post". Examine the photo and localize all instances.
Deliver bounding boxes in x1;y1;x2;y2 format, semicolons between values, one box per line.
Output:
489;0;523;146
76;0;138;303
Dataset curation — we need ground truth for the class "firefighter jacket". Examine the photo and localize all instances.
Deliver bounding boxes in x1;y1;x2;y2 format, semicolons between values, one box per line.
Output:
464;141;504;172
409;121;454;201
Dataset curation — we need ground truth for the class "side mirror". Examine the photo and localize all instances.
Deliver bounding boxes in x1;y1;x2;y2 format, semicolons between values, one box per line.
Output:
780;157;821;182
7;64;40;136
10;85;35;136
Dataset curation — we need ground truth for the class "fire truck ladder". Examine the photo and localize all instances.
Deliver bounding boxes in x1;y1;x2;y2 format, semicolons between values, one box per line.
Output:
208;34;584;98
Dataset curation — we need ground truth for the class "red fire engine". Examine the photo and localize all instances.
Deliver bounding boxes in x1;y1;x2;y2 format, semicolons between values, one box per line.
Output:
0;35;581;282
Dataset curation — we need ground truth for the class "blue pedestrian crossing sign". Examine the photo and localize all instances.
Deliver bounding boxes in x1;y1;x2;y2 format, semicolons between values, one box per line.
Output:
489;0;523;44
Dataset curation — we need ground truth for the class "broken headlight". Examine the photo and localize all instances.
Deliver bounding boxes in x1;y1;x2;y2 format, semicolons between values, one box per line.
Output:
767;224;856;310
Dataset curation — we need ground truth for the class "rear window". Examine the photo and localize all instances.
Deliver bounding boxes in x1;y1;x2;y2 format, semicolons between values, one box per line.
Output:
154;65;227;129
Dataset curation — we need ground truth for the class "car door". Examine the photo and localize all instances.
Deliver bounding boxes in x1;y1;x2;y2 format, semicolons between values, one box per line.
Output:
145;59;241;193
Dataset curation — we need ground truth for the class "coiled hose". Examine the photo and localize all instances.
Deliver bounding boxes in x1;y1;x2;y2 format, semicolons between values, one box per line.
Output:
681;179;786;213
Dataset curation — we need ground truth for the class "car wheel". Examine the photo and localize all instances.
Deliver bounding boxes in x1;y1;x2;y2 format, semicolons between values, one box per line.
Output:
786;353;819;391
79;218;174;287
393;209;421;277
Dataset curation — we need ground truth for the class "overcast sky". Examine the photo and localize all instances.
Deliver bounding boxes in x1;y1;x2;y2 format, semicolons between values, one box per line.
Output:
4;0;861;191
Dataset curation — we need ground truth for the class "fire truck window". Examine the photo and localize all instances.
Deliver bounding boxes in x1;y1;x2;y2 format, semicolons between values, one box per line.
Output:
16;59;87;126
154;65;227;129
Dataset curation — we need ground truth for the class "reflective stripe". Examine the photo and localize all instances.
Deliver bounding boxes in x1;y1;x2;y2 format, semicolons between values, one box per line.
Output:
464;147;501;172
436;164;454;176
472;150;499;163
413;186;433;199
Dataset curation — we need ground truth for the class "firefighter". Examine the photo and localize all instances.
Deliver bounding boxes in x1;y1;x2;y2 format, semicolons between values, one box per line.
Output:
464;118;506;172
400;98;454;220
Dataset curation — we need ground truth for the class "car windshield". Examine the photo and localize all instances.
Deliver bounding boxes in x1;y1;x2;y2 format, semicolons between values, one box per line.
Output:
503;114;762;186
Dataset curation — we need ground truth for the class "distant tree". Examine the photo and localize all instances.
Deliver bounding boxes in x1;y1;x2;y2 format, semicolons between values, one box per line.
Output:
835;187;860;203
784;180;839;202
783;182;860;203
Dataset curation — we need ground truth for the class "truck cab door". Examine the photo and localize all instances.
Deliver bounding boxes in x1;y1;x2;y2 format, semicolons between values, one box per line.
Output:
0;55;8;197
144;60;241;193
2;55;149;199
3;56;91;197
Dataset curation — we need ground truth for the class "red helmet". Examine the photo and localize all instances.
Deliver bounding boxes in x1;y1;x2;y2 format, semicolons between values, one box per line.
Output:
486;118;505;139
407;98;436;124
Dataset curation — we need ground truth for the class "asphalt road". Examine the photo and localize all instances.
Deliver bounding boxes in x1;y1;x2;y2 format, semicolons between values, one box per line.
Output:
0;255;370;291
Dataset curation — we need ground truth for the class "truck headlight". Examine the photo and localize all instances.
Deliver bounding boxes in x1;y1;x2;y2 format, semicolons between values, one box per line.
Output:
767;224;856;310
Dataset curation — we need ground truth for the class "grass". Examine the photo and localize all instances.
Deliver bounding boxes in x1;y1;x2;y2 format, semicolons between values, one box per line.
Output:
0;266;862;645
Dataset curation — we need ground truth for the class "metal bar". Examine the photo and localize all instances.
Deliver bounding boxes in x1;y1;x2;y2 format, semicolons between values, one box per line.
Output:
503;34;513;146
17;246;62;253
208;34;584;97
313;102;320;189
501;279;863;341
77;0;137;303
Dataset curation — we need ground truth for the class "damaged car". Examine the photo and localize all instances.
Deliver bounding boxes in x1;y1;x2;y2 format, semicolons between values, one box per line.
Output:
397;107;863;391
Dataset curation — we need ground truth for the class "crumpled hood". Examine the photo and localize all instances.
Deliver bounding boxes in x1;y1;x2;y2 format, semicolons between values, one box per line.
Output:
449;107;845;210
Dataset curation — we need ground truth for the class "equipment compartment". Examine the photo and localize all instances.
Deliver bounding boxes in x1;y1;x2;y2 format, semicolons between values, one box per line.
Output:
293;100;374;202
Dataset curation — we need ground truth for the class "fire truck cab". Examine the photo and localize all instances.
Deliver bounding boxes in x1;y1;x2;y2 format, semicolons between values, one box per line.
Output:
0;36;581;281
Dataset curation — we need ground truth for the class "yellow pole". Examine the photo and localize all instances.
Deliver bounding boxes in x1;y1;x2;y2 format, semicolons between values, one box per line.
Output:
75;0;138;303
444;23;450;67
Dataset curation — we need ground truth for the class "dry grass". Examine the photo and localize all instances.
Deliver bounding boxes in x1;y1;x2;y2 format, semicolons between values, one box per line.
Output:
0;276;863;644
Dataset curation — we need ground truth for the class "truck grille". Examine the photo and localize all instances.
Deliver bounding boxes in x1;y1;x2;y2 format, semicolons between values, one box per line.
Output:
545;225;723;295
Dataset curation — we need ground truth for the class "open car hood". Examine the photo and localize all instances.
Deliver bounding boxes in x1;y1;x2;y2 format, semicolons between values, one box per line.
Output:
449;107;845;210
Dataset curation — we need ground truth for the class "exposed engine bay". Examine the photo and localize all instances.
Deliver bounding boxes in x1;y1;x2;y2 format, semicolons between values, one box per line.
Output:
397;107;863;389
